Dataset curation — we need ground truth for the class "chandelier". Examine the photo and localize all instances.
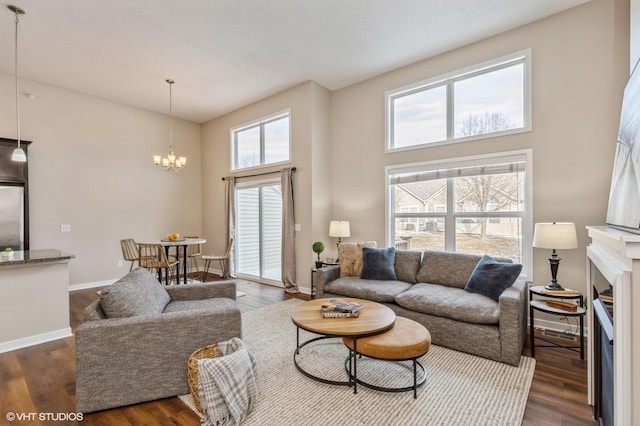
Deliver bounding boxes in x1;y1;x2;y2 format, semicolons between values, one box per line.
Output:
153;79;186;171
9;5;27;163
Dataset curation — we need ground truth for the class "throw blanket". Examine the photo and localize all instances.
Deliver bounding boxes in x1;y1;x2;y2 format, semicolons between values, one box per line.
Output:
198;338;257;426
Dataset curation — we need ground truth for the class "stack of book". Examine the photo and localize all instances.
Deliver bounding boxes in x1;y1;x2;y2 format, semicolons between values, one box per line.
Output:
546;300;578;312
321;299;364;318
541;288;581;295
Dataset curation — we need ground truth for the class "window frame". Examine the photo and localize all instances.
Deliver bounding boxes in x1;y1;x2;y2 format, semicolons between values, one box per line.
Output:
230;109;292;171
385;149;533;279
385;49;532;152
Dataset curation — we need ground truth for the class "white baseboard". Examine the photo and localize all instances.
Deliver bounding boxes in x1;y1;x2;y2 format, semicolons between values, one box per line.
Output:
298;287;312;296
532;317;588;337
69;279;117;292
0;327;72;354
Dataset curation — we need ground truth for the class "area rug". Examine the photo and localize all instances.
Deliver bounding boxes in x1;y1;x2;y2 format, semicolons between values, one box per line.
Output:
179;299;535;425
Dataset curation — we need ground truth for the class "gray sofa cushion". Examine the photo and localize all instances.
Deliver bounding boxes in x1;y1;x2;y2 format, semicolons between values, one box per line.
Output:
416;251;512;289
100;268;171;318
416;251;484;289
163;297;237;314
394;283;500;324
324;277;413;303
394;250;422;284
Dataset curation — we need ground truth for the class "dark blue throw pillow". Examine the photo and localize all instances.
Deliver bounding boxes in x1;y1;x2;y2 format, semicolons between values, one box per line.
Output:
360;247;397;280
464;255;522;302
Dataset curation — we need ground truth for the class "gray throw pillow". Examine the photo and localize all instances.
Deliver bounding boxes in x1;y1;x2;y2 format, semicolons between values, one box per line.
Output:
394;250;422;283
464;255;522;302
100;268;171;318
360;247;397;280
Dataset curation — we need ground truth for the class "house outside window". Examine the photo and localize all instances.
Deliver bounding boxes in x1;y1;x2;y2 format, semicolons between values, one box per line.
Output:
386;49;531;151
231;111;291;170
387;150;532;277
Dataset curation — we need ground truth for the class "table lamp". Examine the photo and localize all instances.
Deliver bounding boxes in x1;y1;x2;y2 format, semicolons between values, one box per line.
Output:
532;222;578;290
329;220;350;258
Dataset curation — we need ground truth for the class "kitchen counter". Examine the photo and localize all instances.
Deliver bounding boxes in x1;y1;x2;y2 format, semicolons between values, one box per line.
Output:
0;248;75;267
0;248;75;353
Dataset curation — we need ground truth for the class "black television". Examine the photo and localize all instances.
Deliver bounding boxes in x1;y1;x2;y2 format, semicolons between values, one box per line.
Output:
606;59;640;234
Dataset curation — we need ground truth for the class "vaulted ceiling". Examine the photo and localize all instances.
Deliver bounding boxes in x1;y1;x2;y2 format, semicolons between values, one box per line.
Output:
0;0;590;123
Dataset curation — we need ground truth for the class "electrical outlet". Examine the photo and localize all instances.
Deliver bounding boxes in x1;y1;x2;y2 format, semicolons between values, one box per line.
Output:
60;224;71;232
117;260;124;268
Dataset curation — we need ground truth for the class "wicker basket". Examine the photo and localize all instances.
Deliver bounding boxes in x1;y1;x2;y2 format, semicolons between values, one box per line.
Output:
187;343;220;412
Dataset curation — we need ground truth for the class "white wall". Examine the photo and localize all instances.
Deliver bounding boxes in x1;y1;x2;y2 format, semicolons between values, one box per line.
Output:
330;0;629;299
0;0;629;297
201;81;331;291
200;0;628;297
0;73;202;285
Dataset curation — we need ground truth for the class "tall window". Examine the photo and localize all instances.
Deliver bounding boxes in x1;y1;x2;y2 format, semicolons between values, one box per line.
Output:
386;50;531;151
387;150;532;276
236;180;282;282
232;111;291;170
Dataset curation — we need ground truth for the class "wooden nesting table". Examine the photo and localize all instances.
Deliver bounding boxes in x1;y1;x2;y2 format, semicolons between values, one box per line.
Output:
291;298;395;393
343;316;431;398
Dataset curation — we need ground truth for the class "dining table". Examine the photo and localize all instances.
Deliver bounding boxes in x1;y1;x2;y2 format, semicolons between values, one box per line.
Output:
143;237;206;284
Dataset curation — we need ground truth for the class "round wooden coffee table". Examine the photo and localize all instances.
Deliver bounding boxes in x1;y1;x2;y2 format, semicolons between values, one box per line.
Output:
291;298;395;392
342;316;431;398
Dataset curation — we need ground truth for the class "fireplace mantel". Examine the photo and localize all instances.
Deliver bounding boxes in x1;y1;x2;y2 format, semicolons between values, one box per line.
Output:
586;226;637;426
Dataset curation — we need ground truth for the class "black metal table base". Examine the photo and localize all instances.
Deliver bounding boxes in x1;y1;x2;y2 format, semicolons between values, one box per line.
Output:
533;335;584;354
345;351;426;398
293;332;354;388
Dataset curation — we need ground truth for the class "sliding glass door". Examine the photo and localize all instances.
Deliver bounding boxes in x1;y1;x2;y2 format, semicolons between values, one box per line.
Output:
236;181;282;283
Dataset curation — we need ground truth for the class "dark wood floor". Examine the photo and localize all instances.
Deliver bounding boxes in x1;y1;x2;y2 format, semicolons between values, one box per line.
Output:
0;276;597;425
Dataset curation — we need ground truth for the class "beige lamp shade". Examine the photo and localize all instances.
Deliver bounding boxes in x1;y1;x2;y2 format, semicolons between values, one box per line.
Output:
329;221;351;238
532;222;578;249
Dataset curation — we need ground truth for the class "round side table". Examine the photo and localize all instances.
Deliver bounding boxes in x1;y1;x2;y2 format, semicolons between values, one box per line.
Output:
529;285;585;359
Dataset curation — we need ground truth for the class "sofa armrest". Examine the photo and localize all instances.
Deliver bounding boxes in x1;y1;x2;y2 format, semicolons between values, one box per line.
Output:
165;280;236;301
314;265;340;297
75;301;241;413
498;278;528;366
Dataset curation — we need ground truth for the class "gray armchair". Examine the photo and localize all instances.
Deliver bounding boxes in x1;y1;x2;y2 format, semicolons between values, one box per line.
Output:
75;268;242;413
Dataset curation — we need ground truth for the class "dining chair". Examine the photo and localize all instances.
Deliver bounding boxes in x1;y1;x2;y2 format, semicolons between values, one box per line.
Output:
184;236;202;282
201;238;234;282
120;239;139;271
138;243;179;285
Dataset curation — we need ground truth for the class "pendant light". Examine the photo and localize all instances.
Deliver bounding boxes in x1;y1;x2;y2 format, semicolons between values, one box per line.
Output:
8;5;26;162
153;79;187;171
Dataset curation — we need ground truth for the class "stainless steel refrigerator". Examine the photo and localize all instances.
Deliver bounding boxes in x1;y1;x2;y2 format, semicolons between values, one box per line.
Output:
0;185;26;250
0;138;30;250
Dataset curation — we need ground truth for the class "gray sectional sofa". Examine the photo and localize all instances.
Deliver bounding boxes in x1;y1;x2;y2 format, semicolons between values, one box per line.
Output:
314;249;527;366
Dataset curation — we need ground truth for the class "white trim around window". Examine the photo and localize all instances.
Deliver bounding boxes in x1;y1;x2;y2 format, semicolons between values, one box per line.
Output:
385;49;532;153
230;109;292;172
385;149;533;279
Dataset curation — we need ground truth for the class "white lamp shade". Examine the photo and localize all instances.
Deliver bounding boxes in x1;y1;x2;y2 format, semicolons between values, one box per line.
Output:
329;221;351;238
532;222;578;249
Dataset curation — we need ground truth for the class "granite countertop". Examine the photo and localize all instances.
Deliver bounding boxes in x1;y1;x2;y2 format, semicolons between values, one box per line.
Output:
0;249;75;267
